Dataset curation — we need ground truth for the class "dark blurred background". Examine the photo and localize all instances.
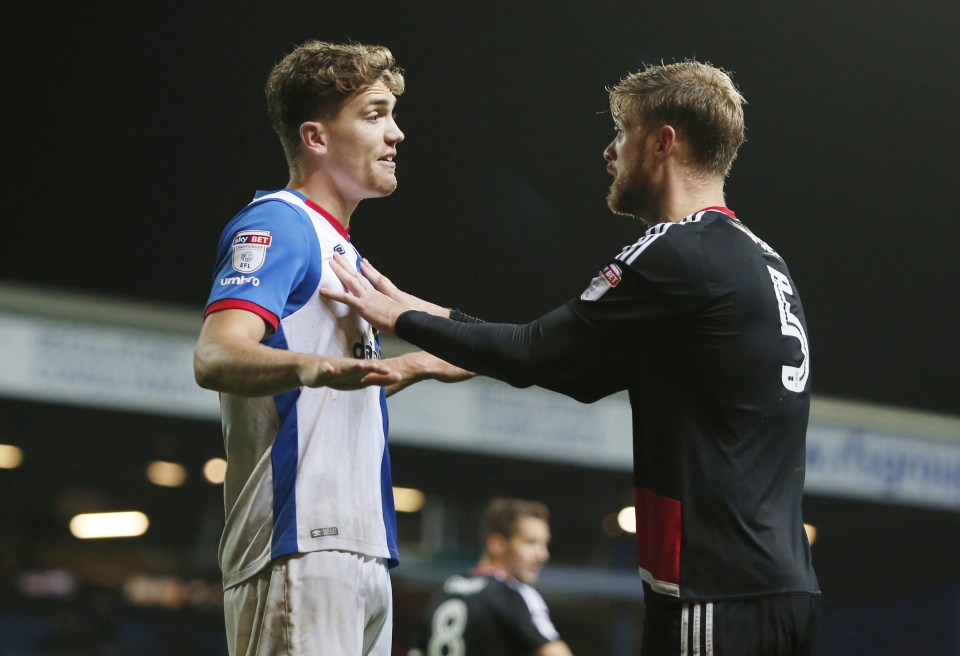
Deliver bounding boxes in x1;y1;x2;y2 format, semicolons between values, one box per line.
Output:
2;2;959;655
4;0;958;415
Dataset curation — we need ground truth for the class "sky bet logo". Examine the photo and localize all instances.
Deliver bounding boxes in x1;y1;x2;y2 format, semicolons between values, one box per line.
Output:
580;263;623;301
232;230;272;273
602;264;622;286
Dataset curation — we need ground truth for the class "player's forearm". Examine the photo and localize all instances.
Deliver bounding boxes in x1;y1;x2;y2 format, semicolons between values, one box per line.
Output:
396;312;534;385
194;337;315;397
394;305;606;400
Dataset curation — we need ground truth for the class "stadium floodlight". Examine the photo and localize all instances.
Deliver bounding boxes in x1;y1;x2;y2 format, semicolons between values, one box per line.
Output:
617;506;637;534
0;444;23;469
69;511;150;539
203;457;227;484
146;460;187;487
393;487;425;513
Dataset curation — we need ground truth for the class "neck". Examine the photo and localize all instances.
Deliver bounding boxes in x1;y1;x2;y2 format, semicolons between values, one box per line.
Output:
648;171;727;225
474;563;510;581
476;556;505;574
288;169;357;231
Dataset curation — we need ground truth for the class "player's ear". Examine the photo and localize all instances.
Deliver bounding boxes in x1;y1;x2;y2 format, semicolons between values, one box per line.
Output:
300;121;328;156
486;532;506;558
655;124;678;159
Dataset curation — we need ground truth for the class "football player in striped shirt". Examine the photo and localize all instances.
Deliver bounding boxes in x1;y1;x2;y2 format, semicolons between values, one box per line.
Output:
324;61;821;655
194;41;469;656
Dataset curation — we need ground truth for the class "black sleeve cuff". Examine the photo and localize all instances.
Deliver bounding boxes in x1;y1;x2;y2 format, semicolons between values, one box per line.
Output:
448;308;484;323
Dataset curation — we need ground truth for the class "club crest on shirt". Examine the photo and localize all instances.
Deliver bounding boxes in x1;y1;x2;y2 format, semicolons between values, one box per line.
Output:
231;230;272;273
580;263;622;301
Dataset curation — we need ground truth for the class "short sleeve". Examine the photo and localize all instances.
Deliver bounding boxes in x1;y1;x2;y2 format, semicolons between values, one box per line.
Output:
500;582;560;649
204;199;318;332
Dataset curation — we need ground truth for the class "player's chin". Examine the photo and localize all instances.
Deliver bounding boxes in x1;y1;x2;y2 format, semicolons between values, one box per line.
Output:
371;178;398;197
606;192;644;222
519;570;540;585
606;189;629;216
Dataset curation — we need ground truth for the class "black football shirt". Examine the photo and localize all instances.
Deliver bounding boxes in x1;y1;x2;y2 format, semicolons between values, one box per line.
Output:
397;208;820;601
415;567;560;655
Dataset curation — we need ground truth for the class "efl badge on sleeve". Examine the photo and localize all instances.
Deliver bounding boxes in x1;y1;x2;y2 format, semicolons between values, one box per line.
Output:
231;230;272;273
580;263;622;301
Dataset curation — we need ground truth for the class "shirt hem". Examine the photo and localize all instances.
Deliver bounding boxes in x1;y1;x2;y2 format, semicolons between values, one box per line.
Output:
222;536;394;590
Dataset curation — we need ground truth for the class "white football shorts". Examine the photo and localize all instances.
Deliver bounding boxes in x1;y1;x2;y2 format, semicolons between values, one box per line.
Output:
224;550;392;655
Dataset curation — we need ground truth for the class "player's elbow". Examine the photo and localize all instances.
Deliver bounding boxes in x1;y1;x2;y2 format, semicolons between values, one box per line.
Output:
539;373;615;404
193;353;216;390
193;344;225;391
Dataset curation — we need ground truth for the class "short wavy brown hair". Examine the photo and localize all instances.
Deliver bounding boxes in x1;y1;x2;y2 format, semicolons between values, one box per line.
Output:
480;498;550;542
609;61;746;177
265;41;405;165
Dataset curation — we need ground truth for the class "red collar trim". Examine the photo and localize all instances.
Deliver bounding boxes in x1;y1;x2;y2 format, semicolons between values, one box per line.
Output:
700;206;737;219
303;197;350;240
472;565;508;580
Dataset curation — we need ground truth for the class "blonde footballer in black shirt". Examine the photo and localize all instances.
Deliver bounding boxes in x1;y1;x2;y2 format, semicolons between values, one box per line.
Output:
326;61;821;655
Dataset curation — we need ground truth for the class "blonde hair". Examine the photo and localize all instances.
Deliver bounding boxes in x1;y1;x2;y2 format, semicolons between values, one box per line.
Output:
265;41;405;165
609;60;746;177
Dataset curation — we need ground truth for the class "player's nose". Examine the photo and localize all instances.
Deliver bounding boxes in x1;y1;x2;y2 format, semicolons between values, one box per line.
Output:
603;140;616;162
387;118;404;144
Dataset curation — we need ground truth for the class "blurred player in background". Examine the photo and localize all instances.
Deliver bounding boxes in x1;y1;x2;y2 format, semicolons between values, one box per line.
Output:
324;60;821;655
412;498;574;656
194;41;469;656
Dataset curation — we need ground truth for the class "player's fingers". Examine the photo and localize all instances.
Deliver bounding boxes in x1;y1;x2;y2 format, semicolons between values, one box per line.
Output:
322;362;385;386
327;254;352;281
360;260;407;304
329;368;400;390
358;258;380;282
361;371;402;385
359;259;393;290
328;253;352;280
355;360;392;374
326;261;364;296
330;257;374;297
331;254;370;288
318;287;354;305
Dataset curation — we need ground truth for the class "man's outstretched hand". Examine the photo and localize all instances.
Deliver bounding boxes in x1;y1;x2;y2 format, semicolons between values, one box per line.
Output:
355;258;449;317
298;355;401;390
321;254;446;335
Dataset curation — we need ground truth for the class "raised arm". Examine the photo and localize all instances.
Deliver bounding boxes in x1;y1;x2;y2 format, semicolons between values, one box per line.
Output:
194;308;400;396
356;258;451;319
322;255;626;403
320;254;477;334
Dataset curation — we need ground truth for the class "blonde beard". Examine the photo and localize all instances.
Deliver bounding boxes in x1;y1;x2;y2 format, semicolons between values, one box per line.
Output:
606;179;652;227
